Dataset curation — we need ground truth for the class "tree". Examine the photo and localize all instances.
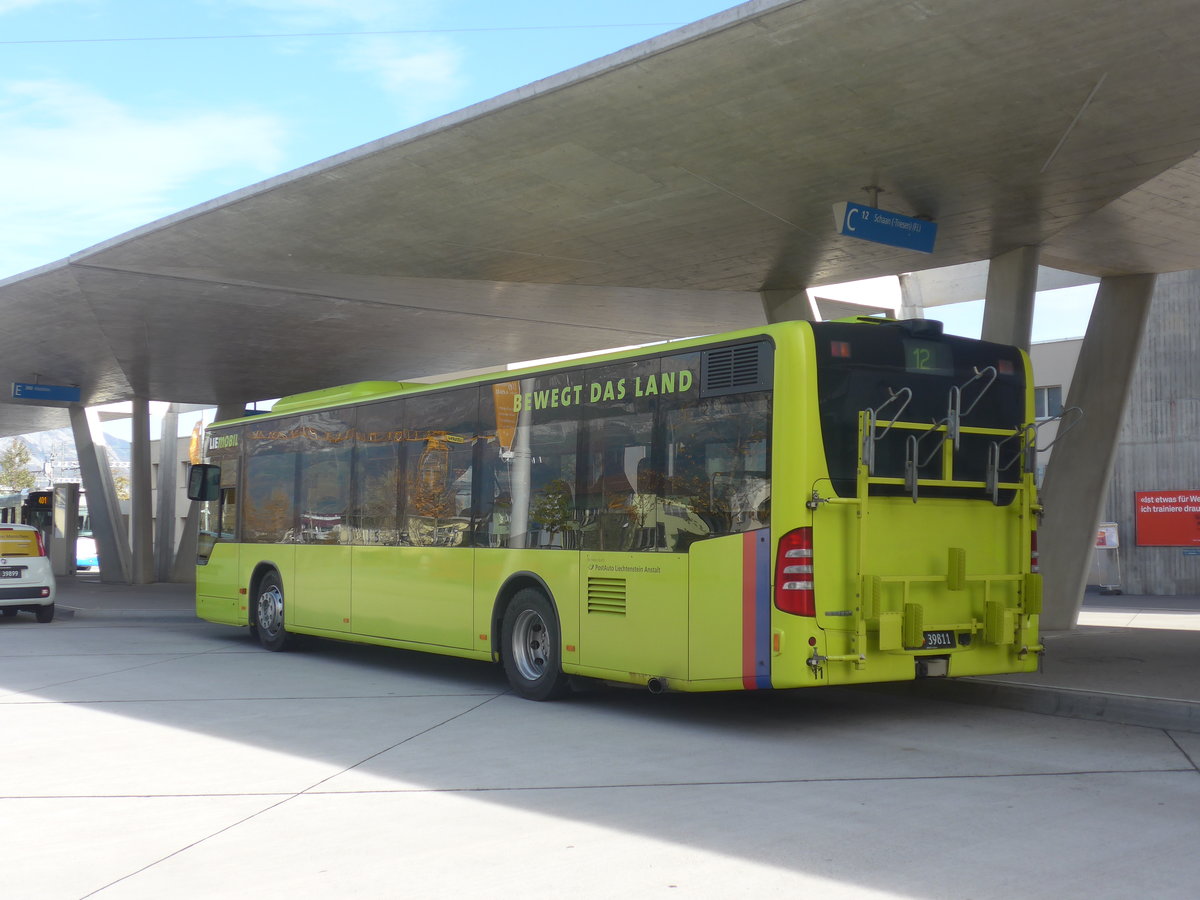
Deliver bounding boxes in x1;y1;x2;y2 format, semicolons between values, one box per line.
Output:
112;474;131;501
0;439;36;492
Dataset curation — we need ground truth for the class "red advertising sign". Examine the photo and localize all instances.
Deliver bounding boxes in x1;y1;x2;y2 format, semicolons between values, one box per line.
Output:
1135;491;1200;546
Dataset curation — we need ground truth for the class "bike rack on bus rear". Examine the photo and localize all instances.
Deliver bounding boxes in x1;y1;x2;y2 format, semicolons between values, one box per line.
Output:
806;370;1056;673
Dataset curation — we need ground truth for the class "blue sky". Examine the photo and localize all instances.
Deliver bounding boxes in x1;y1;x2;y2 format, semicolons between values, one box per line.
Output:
1;0;733;279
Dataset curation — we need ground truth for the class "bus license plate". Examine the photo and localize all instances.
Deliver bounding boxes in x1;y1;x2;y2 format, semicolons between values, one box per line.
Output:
0;567;23;578
922;630;956;650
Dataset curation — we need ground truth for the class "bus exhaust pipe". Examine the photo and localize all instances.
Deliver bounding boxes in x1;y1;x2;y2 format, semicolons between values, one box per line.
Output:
647;677;667;694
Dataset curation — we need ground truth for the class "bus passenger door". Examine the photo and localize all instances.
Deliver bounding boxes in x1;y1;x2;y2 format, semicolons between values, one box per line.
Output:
289;418;354;633
293;546;352;633
196;470;243;626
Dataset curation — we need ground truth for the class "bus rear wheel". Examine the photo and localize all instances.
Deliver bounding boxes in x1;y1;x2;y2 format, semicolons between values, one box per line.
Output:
501;589;570;701
254;572;293;652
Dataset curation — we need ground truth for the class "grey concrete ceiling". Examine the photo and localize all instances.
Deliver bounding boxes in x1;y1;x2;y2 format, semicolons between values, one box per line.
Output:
4;0;1200;436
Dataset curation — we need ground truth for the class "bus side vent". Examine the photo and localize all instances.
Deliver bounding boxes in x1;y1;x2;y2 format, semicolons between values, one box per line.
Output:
701;342;773;397
587;577;628;616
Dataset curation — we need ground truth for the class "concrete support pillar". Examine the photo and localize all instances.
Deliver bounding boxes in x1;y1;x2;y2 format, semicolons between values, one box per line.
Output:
171;502;200;583
70;405;132;584
130;398;154;584
215;403;248;423
155;405;180;582
1039;273;1156;629
982;246;1040;350
760;289;816;323
897;273;927;320
50;482;79;577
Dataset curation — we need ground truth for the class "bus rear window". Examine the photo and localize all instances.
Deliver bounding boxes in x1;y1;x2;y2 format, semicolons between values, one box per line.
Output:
811;321;1026;500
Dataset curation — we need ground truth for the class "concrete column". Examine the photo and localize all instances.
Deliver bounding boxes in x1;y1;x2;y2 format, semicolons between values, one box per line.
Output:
70;405;132;584
130;398;154;584
760;289;816;323
982;246;1039;350
1039;273;1155;629
155;405;180;582
897;273;927;320
215;403;248;423
171;502;200;583
50;482;79;577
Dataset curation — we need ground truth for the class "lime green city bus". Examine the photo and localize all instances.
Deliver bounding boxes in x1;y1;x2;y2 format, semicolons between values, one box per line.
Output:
188;318;1043;700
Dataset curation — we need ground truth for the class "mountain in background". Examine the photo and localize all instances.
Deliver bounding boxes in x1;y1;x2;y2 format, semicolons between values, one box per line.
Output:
3;428;132;483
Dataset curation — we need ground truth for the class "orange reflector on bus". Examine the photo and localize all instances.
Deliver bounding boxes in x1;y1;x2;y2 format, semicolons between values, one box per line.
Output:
831;340;852;359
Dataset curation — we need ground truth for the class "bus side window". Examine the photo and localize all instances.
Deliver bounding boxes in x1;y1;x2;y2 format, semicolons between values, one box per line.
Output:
405;388;478;548
662;391;771;545
479;375;581;550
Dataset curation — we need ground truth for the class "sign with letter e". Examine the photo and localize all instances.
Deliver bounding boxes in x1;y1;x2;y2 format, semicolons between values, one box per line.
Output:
832;201;938;253
11;382;81;404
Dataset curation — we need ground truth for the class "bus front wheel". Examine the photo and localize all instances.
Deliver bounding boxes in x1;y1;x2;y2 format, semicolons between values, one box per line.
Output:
254;572;293;652
501;589;570;701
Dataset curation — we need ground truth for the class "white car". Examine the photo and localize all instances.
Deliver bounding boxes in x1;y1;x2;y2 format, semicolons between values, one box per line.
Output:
0;524;56;622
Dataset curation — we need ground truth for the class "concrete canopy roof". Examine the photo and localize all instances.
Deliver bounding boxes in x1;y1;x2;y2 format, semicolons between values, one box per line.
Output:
4;0;1200;437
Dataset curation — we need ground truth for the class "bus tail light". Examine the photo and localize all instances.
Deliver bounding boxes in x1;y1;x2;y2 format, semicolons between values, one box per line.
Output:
1030;530;1039;574
775;527;815;616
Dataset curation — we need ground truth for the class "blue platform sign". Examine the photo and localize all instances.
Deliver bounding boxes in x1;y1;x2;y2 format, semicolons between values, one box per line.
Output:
11;382;81;404
832;201;938;253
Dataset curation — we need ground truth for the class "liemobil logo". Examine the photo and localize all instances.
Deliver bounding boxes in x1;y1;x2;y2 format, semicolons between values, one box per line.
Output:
206;433;239;451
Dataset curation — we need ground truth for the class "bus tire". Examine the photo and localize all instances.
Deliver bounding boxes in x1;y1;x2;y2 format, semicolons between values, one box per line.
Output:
35;604;54;623
253;572;293;652
501;588;570;701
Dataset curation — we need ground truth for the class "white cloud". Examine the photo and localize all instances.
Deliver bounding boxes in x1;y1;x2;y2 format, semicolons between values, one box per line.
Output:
341;35;465;114
0;0;58;13
229;0;466;114
0;79;286;277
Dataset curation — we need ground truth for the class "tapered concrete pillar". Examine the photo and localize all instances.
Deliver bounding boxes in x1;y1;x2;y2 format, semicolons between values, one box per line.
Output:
897;273;927;320
982;246;1039;350
171;502;200;583
215;403;249;423
761;289;816;323
70;405;132;584
130;398;154;584
1039;273;1155;629
50;482;79;577
155;405;180;582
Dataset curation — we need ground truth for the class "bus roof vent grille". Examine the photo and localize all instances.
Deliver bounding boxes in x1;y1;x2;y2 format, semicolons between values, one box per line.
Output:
701;342;773;397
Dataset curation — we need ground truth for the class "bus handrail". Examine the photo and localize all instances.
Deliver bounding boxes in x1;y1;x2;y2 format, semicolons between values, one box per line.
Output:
948;366;997;449
905;366;1001;477
862;387;912;474
1033;406;1083;452
981;407;1083;499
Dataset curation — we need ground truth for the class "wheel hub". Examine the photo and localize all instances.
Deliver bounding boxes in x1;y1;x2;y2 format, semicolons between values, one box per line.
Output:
258;585;284;635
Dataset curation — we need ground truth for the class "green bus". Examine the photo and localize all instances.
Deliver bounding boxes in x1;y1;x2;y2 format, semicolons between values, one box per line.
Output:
188;318;1043;699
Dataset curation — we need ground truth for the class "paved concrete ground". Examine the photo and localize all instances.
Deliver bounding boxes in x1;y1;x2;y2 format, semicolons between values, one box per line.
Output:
1;579;1198;898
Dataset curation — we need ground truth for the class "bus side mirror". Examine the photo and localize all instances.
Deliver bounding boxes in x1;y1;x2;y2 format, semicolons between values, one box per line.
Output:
187;464;221;502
